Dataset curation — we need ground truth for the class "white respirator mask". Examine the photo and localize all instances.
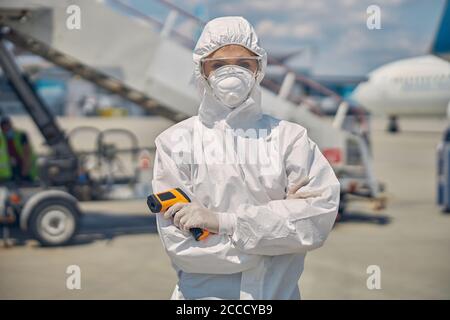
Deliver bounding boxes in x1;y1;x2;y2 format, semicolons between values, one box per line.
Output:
207;65;256;108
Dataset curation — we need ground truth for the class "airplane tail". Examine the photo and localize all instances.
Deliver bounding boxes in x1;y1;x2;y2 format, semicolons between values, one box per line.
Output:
431;0;450;60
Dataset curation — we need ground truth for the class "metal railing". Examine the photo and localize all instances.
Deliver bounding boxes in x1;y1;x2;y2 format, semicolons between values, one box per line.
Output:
109;0;346;109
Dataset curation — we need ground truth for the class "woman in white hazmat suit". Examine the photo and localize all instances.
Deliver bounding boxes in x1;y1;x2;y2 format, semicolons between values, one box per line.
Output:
152;16;340;300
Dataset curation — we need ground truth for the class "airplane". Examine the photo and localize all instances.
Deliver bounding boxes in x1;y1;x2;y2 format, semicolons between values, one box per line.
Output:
351;0;450;132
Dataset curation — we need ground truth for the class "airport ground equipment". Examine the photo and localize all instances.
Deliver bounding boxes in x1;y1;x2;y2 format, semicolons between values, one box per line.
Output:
437;127;450;212
0;36;78;188
147;188;209;241
0;0;386;216
0;37;152;246
0;37;148;196
0;36;82;246
66;126;151;200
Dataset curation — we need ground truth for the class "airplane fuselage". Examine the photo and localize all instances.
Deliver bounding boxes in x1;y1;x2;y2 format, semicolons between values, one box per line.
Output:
352;55;450;117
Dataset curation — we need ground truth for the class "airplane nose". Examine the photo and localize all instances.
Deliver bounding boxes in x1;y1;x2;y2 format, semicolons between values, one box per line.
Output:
350;82;371;106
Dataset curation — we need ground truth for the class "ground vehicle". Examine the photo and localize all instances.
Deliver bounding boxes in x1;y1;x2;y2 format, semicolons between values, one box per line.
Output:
0;38;151;246
1;185;81;246
0;36;83;246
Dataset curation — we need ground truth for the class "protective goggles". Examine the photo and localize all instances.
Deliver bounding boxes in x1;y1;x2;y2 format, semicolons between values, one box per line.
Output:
200;56;262;79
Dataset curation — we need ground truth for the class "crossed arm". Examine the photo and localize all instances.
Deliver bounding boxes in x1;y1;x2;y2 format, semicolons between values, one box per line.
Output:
152;131;340;274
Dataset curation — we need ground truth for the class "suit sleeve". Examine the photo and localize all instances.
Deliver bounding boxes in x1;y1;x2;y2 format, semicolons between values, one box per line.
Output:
229;129;340;256
152;137;262;274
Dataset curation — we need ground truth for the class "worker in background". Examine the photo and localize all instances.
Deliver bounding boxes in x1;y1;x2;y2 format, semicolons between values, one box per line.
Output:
0;117;37;182
152;16;340;300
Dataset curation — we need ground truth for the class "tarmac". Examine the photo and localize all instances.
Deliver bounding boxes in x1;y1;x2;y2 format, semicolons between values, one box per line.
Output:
0;116;449;299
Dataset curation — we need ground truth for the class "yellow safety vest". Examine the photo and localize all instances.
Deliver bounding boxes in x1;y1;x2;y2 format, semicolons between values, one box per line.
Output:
0;133;12;180
0;131;38;181
13;130;38;180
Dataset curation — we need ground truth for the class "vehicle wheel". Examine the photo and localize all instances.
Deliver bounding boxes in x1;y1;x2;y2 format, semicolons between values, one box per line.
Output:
28;198;80;246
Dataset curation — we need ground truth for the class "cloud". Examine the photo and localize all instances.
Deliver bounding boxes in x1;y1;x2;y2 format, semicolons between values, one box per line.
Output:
127;0;445;76
219;0;327;13
256;19;320;39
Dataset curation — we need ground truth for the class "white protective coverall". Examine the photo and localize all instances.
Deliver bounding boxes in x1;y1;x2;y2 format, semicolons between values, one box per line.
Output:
152;16;340;300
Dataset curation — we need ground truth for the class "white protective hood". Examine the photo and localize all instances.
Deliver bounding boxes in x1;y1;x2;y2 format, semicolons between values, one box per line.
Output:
192;16;268;127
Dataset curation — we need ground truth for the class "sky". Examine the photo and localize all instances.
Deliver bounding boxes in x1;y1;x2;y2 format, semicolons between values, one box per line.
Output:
118;0;446;77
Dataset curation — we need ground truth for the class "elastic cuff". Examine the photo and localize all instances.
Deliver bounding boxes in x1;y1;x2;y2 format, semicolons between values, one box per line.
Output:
218;212;237;236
